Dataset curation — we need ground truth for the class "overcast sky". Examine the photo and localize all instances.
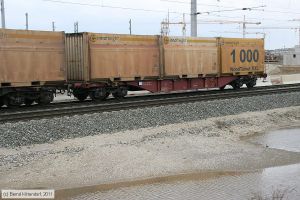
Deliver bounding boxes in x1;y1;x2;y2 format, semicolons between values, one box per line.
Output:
3;0;300;49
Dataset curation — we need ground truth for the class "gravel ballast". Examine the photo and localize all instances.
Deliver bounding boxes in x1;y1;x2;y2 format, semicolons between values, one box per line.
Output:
1;106;300;190
0;92;300;148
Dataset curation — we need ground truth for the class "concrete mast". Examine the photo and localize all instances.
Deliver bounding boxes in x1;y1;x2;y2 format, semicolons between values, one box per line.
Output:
52;22;55;32
129;19;132;35
191;0;197;37
25;13;29;30
1;0;5;28
243;15;246;38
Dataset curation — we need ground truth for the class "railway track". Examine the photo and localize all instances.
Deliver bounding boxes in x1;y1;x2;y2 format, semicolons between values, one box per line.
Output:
1;82;299;112
1;83;300;123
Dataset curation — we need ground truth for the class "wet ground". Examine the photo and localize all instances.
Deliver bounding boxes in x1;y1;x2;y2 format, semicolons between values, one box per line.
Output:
66;128;300;200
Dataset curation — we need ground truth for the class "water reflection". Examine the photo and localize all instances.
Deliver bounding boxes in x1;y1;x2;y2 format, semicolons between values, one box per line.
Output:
248;128;300;152
261;163;300;190
71;166;300;200
70;128;300;200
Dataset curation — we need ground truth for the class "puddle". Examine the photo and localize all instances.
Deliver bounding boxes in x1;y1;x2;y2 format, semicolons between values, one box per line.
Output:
247;128;300;152
59;128;300;200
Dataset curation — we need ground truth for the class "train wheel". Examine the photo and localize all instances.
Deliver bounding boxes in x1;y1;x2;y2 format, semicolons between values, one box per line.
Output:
25;99;35;106
112;87;128;99
90;88;109;101
74;93;89;102
73;89;89;102
231;81;243;90
38;92;54;105
246;80;256;89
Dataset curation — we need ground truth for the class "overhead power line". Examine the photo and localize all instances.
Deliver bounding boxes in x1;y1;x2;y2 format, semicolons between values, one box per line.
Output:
196;6;266;15
41;0;265;16
263;9;300;15
211;31;266;38
207;13;295;22
161;0;235;9
161;0;300;14
196;19;260;25
247;27;299;30
42;0;187;14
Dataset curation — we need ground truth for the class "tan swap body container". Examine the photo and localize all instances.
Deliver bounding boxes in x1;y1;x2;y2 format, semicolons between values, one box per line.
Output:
219;38;265;75
65;32;265;83
0;29;66;86
163;36;219;77
66;33;160;81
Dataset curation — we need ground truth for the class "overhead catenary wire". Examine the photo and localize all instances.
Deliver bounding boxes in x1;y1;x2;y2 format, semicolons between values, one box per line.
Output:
160;0;236;9
30;0;293;28
42;0;188;14
32;0;300;29
161;0;300;14
195;5;266;15
41;0;266;16
207;13;296;22
263;9;300;15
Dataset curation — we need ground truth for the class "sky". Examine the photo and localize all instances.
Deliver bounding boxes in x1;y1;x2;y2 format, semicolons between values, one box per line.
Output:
2;0;300;49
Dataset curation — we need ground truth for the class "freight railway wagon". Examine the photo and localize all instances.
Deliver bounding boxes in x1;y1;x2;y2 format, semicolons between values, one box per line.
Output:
66;33;265;101
0;29;66;107
0;29;265;107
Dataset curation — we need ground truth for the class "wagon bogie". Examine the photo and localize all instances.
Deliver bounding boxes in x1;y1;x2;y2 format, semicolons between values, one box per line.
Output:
0;87;56;108
5;93;25;107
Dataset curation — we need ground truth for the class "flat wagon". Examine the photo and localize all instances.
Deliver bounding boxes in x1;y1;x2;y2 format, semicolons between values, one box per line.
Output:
65;33;161;100
66;33;265;101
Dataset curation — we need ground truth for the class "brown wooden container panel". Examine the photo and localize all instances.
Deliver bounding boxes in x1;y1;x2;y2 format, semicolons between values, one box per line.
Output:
88;33;160;80
220;38;265;75
163;37;219;77
0;29;65;85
